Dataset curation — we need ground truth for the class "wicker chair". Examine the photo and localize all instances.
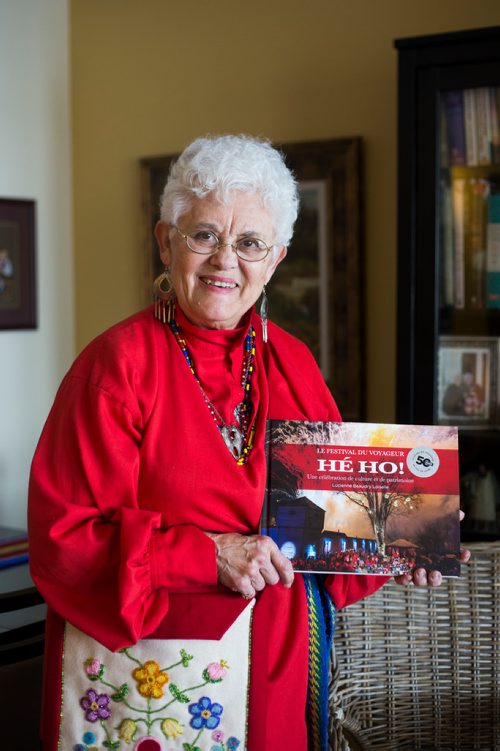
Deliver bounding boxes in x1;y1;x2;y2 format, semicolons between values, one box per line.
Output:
329;541;500;751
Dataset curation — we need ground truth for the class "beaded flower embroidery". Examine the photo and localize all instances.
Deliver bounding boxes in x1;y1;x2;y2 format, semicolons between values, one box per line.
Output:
75;649;241;750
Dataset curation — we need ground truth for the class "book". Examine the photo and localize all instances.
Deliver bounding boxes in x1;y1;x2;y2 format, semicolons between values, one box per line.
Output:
463;89;479;166
262;421;461;577
439;178;454;307
451;176;466;308
466;177;489;308
490;86;500;164
0;525;29;569
476;87;493;166
486;190;500;307
443;90;466;166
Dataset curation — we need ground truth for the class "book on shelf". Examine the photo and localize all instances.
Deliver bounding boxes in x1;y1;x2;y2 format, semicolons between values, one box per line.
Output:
451;175;466;308
446;173;493;310
442;86;500;167
466;177;489;308
463;89;479;166
0;525;29;569
486;190;500;307
443;90;466;166
491;87;500;164
262;420;461;577
440;178;454;307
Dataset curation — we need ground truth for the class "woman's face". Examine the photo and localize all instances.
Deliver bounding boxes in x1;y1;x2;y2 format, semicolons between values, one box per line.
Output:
155;192;287;330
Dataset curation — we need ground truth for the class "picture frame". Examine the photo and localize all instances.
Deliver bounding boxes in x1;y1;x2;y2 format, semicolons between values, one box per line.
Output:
140;137;364;420
437;336;499;427
0;198;37;330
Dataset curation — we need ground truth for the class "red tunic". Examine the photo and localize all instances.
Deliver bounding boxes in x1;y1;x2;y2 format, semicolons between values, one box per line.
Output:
28;305;386;750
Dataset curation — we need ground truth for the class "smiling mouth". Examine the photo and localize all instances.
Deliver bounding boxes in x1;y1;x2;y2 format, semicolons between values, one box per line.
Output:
200;277;237;289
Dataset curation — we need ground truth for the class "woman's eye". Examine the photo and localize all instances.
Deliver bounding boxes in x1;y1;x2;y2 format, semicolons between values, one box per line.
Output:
193;231;217;244
240;237;260;249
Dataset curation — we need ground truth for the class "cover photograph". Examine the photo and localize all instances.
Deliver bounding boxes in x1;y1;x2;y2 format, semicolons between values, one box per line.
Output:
262;421;461;577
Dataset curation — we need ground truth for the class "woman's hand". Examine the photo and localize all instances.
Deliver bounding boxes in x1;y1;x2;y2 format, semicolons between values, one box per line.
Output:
394;510;471;587
206;532;294;599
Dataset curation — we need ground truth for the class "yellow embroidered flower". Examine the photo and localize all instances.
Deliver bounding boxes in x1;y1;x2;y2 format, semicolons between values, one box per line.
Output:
132;660;169;699
161;717;184;739
117;718;137;743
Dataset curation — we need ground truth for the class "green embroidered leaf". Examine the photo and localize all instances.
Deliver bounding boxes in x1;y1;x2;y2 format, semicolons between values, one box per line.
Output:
169;684;190;703
180;648;193;667
119;683;129;697
102;741;120;749
111;682;129;702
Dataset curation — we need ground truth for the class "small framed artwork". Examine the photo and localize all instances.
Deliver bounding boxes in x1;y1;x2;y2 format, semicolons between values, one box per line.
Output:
140;138;364;420
437;336;499;426
0;198;37;329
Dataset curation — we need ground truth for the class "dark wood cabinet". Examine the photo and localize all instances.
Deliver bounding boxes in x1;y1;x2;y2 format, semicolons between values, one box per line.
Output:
395;27;500;541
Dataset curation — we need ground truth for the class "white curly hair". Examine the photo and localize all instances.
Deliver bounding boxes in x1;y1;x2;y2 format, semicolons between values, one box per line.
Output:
159;134;299;246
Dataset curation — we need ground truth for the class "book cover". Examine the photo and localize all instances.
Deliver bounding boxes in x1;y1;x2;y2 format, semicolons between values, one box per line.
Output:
463;88;478;166
466;177;489;309
262;421;460;577
476;87;493;166
451;176;466;308
443;90;466;166
0;526;29;569
486;191;500;308
439;178;454;307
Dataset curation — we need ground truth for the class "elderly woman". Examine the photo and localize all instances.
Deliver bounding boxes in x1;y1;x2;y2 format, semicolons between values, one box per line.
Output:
28;135;464;751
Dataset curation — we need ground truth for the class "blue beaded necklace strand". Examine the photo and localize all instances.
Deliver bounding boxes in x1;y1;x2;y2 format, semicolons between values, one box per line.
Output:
164;300;256;465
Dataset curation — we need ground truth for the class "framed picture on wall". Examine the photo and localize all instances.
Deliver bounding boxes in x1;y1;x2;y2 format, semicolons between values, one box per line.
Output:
437;336;499;427
140;138;364;420
0;198;37;330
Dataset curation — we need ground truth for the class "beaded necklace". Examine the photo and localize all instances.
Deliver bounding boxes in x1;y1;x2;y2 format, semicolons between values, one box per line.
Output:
165;300;256;465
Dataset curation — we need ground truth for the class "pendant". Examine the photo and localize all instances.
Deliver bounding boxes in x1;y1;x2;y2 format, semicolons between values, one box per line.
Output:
221;424;244;460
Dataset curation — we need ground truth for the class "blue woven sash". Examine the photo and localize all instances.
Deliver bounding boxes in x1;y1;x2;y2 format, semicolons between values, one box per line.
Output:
304;574;337;751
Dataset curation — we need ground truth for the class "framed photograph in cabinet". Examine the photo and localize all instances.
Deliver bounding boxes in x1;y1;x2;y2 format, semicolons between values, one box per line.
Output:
437;336;499;427
0;198;36;330
140;137;364;420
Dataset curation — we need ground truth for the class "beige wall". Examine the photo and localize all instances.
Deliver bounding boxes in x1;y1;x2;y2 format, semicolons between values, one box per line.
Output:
0;0;73;529
71;0;500;421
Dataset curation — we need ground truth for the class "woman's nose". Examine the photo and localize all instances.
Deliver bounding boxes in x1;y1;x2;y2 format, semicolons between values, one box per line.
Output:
209;242;238;267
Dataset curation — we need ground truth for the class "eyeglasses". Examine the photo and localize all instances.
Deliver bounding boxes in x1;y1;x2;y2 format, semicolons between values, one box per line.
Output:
172;226;273;262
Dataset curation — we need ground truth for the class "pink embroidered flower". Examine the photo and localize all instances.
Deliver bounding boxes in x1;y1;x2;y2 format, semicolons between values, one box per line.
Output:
80;688;111;722
211;729;225;742
206;660;229;681
84;658;102;677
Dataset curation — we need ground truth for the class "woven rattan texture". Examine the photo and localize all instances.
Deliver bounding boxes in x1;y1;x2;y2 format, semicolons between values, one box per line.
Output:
329;542;500;751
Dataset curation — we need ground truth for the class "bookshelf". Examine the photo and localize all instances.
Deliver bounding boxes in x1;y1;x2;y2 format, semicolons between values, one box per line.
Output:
395;27;500;542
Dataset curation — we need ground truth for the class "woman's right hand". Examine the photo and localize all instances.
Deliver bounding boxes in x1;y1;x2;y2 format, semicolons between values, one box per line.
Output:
206;532;294;599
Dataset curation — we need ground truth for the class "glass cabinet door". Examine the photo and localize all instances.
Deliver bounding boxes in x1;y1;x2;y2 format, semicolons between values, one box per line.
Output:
395;29;500;542
437;86;500;427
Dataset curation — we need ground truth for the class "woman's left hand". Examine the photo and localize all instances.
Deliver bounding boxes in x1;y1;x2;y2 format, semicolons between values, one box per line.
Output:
394;510;471;587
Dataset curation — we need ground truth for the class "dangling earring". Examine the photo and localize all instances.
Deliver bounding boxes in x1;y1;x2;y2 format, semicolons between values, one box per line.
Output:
153;267;173;322
260;285;268;343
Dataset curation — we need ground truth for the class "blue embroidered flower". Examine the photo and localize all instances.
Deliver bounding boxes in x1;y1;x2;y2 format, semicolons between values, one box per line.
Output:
73;745;86;751
227;738;240;750
82;732;96;745
188;696;223;730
